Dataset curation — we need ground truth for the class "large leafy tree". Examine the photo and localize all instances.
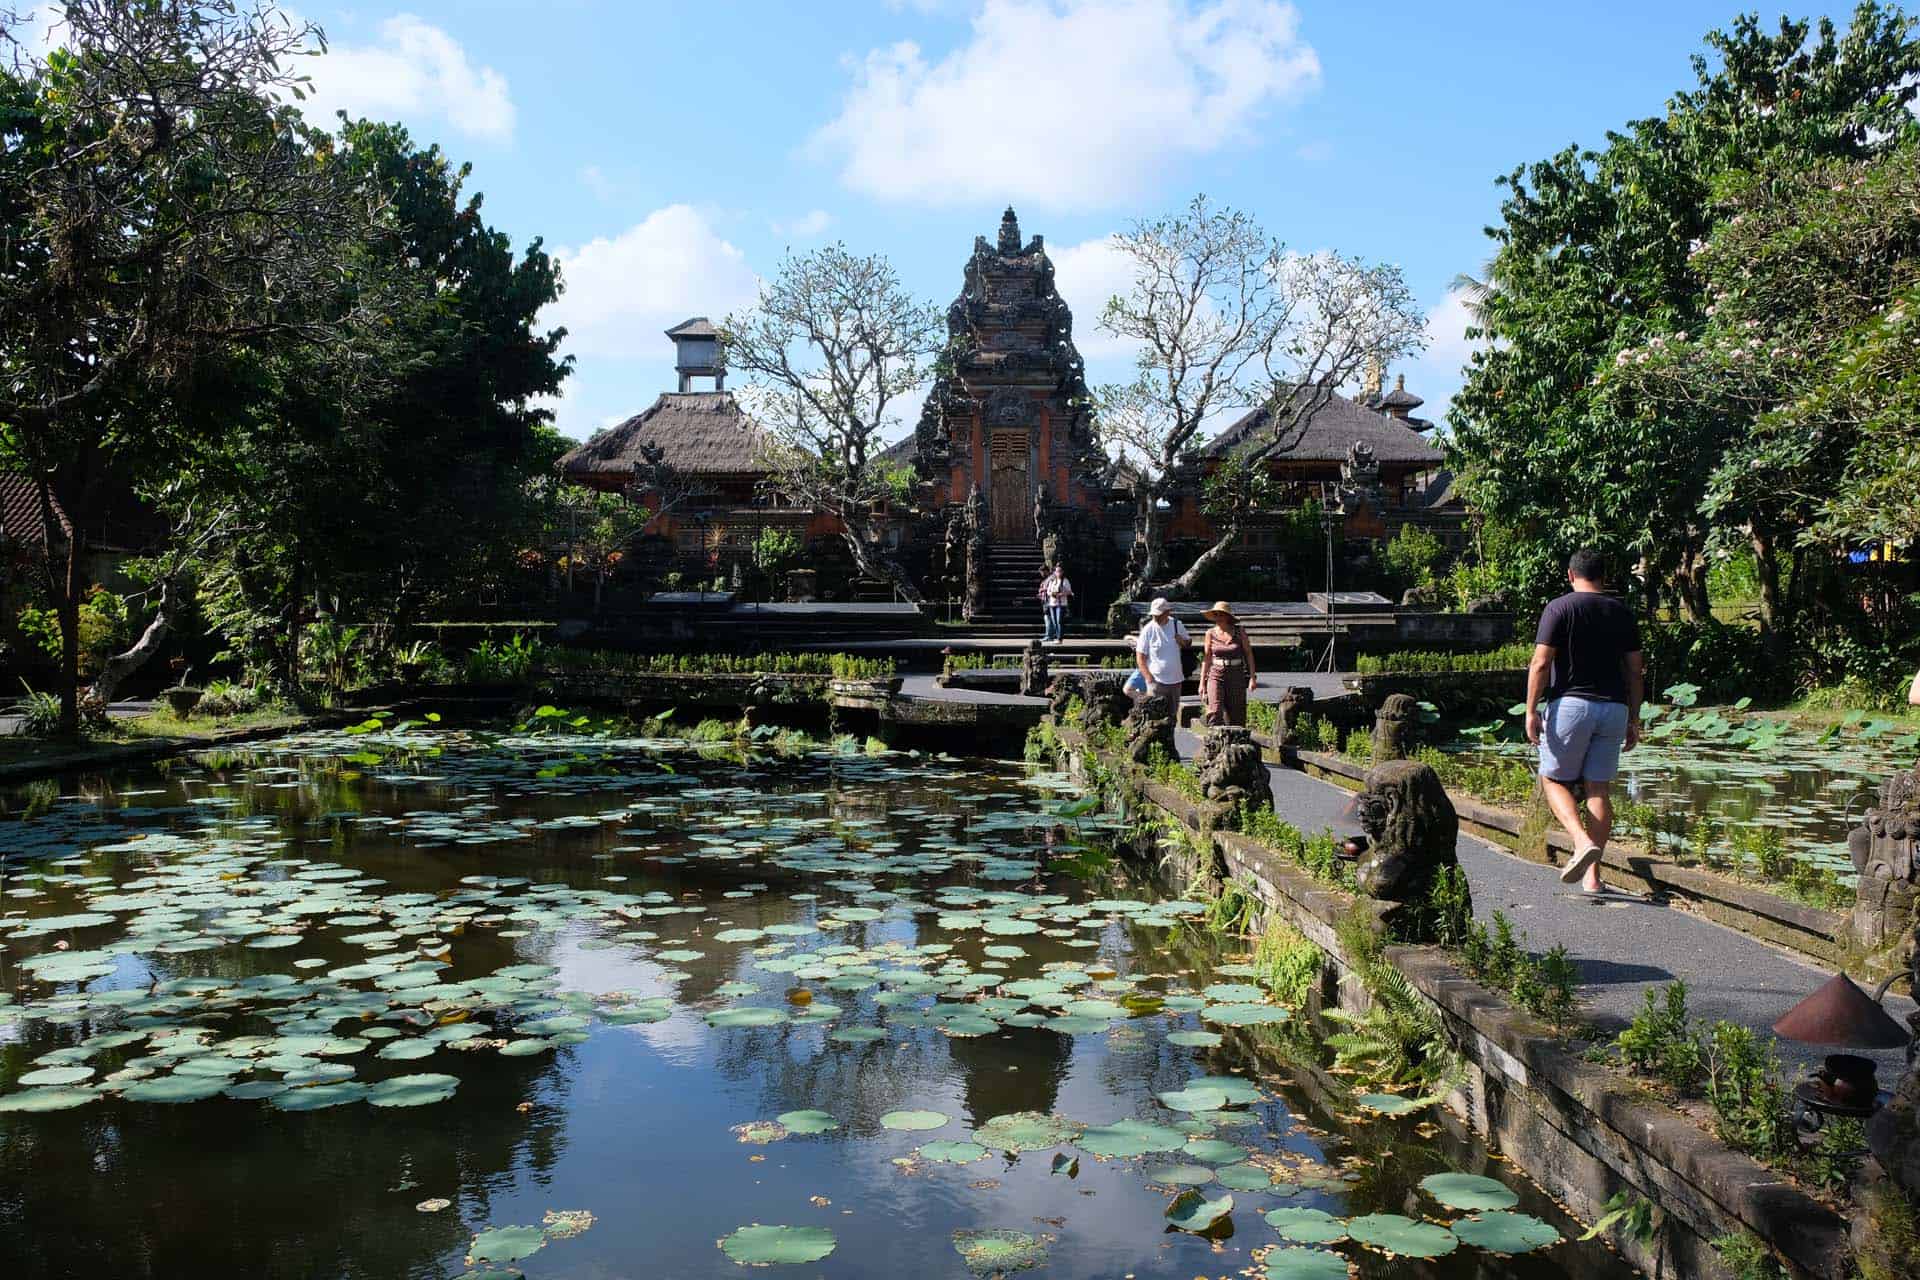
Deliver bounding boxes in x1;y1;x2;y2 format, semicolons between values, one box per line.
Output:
181;118;569;683
0;0;373;728
1095;196;1423;601
1603;139;1920;633
723;245;945;603
1447;3;1920;620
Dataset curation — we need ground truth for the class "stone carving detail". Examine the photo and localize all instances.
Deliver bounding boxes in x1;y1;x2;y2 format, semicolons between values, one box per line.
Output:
1019;639;1049;698
1275;686;1316;747
984;386;1029;428
963;485;987;621
1371;693;1422;762
1072;673;1132;738
1847;763;1920;957
1867;919;1920;1199
1122;692;1177;765
1353;760;1463;931
997;206;1023;255
1194;726;1272;814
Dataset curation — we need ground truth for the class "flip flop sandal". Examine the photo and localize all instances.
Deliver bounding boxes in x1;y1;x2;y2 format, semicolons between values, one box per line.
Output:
1558;844;1603;884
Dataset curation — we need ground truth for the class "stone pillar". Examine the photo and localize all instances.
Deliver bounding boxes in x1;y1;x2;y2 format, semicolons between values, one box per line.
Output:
1195;725;1272;816
1372;692;1422;761
1848;763;1920;964
1019;640;1050;698
1275;685;1315;747
1353;759;1464;941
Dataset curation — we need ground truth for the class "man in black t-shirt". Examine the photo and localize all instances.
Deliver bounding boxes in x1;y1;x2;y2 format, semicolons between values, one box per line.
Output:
1525;549;1644;894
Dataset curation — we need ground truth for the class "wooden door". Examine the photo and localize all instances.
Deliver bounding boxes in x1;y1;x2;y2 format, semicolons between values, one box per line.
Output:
989;433;1031;541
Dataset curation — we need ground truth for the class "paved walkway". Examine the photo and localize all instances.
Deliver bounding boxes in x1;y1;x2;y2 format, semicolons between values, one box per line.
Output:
1169;722;1916;1083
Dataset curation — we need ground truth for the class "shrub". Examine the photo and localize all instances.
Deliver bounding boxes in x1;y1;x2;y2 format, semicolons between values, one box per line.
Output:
1354;642;1533;675
1641;620;1780;704
8;682;64;737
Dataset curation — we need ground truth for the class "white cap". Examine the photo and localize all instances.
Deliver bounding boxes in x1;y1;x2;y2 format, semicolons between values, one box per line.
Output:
1149;597;1172;617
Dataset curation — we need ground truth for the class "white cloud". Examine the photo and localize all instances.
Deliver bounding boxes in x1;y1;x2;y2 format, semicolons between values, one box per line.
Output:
771;209;834;239
1049;233;1144;363
810;0;1320;209
1401;286;1481;434
542;205;762;436
301;15;514;143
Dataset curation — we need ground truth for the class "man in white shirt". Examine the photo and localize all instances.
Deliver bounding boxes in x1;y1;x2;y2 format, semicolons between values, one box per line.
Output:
1134;598;1190;700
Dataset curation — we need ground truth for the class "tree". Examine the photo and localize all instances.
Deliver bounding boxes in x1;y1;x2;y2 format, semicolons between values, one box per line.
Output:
723;245;946;604
1602;137;1920;631
177;117;569;686
1447;4;1920;621
558;489;648;611
0;0;375;729
1093;196;1423;601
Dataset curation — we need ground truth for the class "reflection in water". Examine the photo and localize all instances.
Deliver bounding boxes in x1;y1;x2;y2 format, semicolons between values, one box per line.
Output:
0;730;1636;1278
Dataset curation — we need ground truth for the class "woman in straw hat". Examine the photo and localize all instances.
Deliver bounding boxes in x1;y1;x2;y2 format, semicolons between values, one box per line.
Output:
1198;601;1257;727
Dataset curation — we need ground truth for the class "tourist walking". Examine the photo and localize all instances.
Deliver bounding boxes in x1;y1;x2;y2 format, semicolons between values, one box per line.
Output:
1133;597;1190;700
1039;564;1073;643
1524;549;1644;895
1198;601;1256;727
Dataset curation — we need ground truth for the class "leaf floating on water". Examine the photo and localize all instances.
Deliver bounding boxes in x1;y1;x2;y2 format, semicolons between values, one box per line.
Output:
1345;1213;1458;1258
732;1121;789;1145
775;1109;838;1134
415;1198;451;1213
951;1228;1050;1277
1264;1207;1348;1245
1075;1118;1188;1158
466;1225;547;1264
367;1074;459;1108
0;1086;97;1112
718;1224;836;1266
1449;1211;1560;1255
1049;1153;1078;1178
1165;1189;1234;1232
917;1140;989;1164
880;1109;949;1132
1215;1162;1275;1191
973;1109;1082;1153
541;1208;596;1240
706;1007;789;1029
1165;1029;1223;1048
1418;1172;1518;1212
1260;1245;1353;1278
1157;1086;1230;1112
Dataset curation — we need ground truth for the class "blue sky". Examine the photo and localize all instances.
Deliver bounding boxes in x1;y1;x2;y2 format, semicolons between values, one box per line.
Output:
251;1;1859;441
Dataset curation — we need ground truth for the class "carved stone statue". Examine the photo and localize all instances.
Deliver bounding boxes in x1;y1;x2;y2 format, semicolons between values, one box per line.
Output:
1073;672;1132;738
1019;639;1049;699
1032;482;1050;544
1275;686;1316;747
1372;693;1422;762
1848;762;1920;960
1122;691;1178;765
1353;760;1463;935
963;485;988;621
1867;921;1920;1199
1341;439;1379;489
1194;726;1272;815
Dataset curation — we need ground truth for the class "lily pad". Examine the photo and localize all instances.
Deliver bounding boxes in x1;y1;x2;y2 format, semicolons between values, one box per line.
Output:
706;1007;788;1029
1419;1172;1518;1212
973;1110;1081;1153
775;1109;838;1134
0;1086;97;1112
1166;1189;1234;1232
121;1075;227;1104
1157;1086;1230;1112
879;1109;949;1131
1264;1207;1348;1245
1166;1029;1223;1048
952;1228;1049;1276
1345;1213;1457;1258
1216;1162;1275;1191
1449;1211;1560;1255
718;1224;836;1266
367;1074;459;1108
917;1140;989;1164
1075;1118;1189;1158
1183;1137;1249;1165
1356;1092;1434;1116
467;1225;547;1264
1260;1245;1352;1279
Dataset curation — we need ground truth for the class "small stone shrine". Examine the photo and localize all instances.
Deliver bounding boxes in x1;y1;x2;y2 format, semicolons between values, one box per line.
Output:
1274;686;1316;747
1019;640;1049;698
1371;692;1422;762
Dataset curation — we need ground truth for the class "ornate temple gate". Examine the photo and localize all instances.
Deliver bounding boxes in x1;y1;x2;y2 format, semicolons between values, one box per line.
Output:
989;431;1032;541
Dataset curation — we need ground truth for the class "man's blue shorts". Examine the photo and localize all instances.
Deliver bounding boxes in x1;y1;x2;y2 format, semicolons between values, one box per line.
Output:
1538;696;1629;784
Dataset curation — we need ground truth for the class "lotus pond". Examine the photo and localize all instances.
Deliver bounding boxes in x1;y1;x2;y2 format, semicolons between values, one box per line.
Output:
1449;704;1920;886
0;725;1633;1278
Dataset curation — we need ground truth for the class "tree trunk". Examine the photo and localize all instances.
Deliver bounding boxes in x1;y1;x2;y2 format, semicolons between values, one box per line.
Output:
58;530;81;735
1155;517;1239;600
841;517;924;605
1116;488;1163;603
92;579;178;706
1750;524;1787;639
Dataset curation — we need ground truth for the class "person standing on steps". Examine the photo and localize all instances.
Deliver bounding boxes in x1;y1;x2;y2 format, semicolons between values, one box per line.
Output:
1039;564;1073;644
1198;601;1256;727
1134;597;1190;701
1525;548;1644;895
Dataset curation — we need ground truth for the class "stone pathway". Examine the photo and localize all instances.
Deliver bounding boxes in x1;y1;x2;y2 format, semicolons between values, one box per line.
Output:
1170;720;1916;1083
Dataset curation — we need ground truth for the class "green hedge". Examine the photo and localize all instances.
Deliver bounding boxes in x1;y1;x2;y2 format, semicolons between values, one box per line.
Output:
1354;642;1533;675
